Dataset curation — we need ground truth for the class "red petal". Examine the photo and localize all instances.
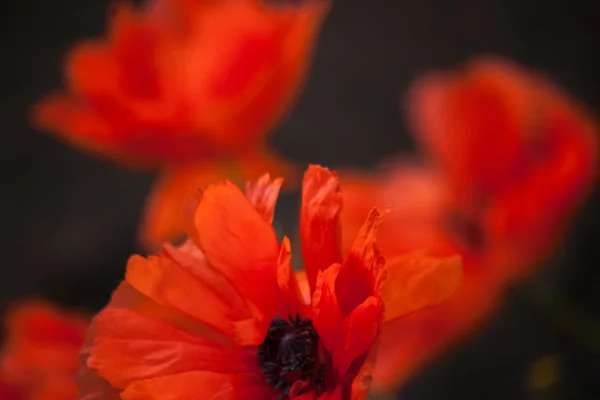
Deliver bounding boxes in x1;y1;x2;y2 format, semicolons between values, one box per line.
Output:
336;208;389;317
371;264;500;394
245;173;283;224
30;94;135;165
332;296;382;377
139;163;223;250
120;371;272;400
277;236;309;314
66;41;121;101
300;165;343;294
231;318;265;347
407;58;532;197
381;251;462;321
186;1;330;151
125;242;251;337
77;364;122;400
339;163;455;258
4;302;86;347
190;181;281;318
311;264;343;354
108;5;162;98
108;281;225;342
0;383;22;400
87;308;255;389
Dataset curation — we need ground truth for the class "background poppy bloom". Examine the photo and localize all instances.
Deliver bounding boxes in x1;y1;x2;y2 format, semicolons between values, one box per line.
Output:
339;56;598;394
0;302;87;400
407;56;598;279
79;165;461;399
31;0;330;249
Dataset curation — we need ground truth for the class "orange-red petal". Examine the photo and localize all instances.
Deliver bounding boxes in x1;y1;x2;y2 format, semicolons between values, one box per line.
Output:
186;0;331;150
332;296;383;377
124;243;251;337
277;236;309;314
87;308;253;389
371;262;501;393
246;174;284;224
0;302;87;400
120;371;272;400
407;57;533;197
336;208;389;317
339;163;457;258
140;155;294;250
0;382;21;400
107;281;225;343
381;251;462;321
190;180;281;317
300;165;343;293
139;162;224;250
311;265;343;354
77;364;121;400
31;94;136;165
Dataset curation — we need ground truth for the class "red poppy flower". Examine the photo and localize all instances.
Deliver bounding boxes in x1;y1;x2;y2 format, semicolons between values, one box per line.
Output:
32;0;330;249
0;302;87;400
407;56;598;275
339;57;598;394
78;165;462;399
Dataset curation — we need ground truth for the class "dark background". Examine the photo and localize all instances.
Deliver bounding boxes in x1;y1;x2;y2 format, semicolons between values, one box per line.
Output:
1;0;599;398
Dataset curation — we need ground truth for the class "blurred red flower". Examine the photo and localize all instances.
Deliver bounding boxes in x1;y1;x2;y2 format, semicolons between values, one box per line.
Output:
0;302;87;400
32;0;330;249
78;165;462;400
340;56;598;394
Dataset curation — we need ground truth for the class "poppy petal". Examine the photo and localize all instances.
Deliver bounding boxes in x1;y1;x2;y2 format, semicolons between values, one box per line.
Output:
0;382;22;400
300;165;343;293
312;264;343;354
485;96;598;274
31;94;138;165
4;302;86;347
350;355;376;400
120;371;271;400
184;0;329;150
231;318;266;347
190;181;281;317
336;208;389;317
212;0;331;149
66;41;121;101
332;296;382;376
245;173;283;224
294;270;311;306
77;364;122;400
372;265;500;394
340;163;455;258
277;236;309;313
381;251;462;321
139;162;224;250
125;246;250;337
406;59;532;196
164;241;252;321
108;281;226;343
87;308;255;389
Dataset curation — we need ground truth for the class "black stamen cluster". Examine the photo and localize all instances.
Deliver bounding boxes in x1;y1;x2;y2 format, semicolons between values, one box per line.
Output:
258;314;326;399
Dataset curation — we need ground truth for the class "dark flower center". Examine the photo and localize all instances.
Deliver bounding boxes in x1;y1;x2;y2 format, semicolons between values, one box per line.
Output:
258;314;328;398
445;210;486;252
